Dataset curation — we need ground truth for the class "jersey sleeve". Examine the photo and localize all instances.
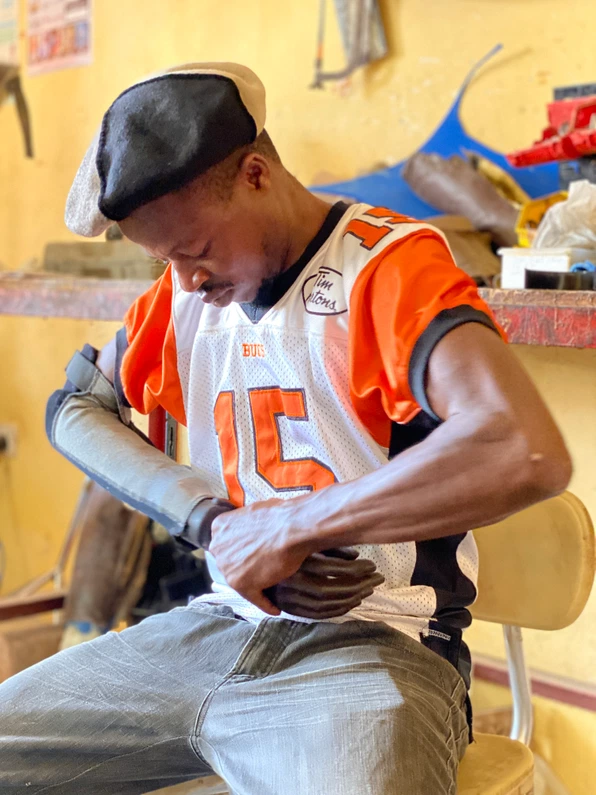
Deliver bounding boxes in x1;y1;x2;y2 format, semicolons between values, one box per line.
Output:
348;228;505;446
120;264;187;426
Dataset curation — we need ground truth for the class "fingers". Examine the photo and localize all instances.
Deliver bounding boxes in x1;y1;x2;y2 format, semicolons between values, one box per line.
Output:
321;547;359;560
264;550;386;620
268;569;385;619
246;590;281;616
299;554;378;579
273;592;372;620
280;571;385;601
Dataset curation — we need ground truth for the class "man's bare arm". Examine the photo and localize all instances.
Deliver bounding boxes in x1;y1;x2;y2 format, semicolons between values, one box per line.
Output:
289;323;571;549
210;324;571;609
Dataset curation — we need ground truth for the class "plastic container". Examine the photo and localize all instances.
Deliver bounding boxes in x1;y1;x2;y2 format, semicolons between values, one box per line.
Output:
515;192;568;247
525;270;596;290
499;247;596;289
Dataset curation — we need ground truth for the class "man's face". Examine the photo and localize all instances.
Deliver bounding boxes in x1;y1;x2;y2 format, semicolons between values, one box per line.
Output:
119;162;280;307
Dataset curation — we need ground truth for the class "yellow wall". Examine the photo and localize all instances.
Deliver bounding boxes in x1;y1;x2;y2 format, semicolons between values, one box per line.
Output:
4;0;596;268
0;317;119;592
466;345;596;686
1;0;596;781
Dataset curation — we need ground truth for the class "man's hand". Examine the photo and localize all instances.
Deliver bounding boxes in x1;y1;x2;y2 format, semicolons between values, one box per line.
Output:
210;498;383;615
266;547;385;619
209;497;312;614
210;498;384;616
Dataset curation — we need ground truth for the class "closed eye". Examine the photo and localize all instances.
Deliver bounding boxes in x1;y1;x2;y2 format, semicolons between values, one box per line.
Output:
194;241;212;260
178;241;211;261
144;242;211;263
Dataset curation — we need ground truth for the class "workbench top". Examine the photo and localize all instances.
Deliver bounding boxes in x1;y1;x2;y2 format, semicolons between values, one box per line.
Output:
0;272;152;323
481;287;596;348
1;272;596;348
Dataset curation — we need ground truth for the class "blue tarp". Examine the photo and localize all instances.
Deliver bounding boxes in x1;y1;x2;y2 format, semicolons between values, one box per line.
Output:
311;45;559;215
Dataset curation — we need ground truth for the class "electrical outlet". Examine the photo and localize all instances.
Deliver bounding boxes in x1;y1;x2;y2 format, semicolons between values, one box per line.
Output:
0;424;17;457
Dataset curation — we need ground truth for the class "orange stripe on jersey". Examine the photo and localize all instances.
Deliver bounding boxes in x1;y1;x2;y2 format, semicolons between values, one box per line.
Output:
214;391;246;507
121;264;187;426
348;229;505;447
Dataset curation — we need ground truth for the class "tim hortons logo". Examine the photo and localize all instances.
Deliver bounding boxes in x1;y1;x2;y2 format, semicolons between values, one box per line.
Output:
301;266;347;316
242;343;265;358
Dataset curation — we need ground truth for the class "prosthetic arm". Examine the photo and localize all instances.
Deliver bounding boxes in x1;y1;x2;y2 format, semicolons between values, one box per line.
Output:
46;340;234;551
46;338;385;618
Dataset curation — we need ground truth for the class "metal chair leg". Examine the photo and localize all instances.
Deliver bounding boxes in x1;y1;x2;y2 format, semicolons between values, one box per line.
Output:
503;624;534;745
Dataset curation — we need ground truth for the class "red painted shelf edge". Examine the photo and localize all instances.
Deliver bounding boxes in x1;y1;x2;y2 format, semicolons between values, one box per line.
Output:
1;275;596;347
0;274;153;322
479;288;596;348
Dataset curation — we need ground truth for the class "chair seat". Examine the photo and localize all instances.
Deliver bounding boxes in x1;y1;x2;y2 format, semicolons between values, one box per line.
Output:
457;732;534;795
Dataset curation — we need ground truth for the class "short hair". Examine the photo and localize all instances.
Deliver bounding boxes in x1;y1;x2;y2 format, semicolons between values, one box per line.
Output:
189;129;281;202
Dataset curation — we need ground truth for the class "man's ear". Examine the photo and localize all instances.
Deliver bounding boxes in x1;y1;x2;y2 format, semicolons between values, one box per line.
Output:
240;152;271;192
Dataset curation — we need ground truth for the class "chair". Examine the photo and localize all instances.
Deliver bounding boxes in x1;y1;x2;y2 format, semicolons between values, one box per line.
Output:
457;491;595;794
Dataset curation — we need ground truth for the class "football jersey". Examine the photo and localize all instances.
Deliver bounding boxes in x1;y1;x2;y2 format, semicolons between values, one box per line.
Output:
121;202;503;657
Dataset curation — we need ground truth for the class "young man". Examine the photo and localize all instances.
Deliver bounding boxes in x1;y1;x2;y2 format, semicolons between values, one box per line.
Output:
0;63;571;794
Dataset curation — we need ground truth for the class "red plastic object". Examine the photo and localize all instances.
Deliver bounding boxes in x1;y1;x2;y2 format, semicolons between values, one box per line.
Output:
148;406;166;453
507;96;596;167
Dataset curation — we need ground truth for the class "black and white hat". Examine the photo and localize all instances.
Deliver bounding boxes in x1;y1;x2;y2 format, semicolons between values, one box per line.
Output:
65;62;266;237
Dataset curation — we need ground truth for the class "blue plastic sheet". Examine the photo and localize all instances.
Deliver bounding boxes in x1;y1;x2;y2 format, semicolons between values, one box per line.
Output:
311;45;559;215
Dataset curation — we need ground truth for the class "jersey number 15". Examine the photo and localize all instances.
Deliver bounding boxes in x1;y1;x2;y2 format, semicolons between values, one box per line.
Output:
214;387;336;506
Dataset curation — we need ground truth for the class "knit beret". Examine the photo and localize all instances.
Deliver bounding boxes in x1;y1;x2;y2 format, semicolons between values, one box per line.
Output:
65;62;266;237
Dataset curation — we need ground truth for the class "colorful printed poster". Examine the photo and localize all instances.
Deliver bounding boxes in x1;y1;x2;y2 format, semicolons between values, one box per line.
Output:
27;0;92;76
0;0;19;66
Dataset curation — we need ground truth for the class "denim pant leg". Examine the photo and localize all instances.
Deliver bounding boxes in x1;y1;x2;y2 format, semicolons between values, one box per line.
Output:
199;619;469;795
0;604;255;795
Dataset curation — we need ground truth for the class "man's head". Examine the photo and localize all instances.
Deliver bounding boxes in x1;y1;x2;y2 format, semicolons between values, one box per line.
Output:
66;62;328;306
119;130;293;306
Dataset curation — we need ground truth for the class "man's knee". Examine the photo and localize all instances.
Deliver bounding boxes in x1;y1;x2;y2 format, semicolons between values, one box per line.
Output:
316;669;468;795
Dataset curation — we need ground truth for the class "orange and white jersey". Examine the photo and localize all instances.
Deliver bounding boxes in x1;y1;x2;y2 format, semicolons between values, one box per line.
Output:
121;202;504;645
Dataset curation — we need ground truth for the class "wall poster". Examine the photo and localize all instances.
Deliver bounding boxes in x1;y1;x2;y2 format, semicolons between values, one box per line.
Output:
27;0;92;75
0;0;19;66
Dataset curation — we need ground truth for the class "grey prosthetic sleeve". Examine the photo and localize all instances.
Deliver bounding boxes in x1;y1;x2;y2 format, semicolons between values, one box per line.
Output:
46;343;233;548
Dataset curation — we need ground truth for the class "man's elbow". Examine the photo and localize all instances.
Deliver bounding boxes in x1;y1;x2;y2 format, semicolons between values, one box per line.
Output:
475;410;573;504
515;428;573;503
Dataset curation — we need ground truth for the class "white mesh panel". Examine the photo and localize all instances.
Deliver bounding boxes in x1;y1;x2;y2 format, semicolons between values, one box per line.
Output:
456;532;479;589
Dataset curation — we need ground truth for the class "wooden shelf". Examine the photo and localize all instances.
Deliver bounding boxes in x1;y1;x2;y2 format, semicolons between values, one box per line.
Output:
0;272;152;322
1;273;595;348
480;287;596;348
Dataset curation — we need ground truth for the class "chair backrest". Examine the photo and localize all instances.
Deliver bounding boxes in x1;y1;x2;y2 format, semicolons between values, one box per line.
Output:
471;491;595;630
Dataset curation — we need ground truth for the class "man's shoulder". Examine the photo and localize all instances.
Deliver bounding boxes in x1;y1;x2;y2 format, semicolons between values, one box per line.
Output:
325;204;446;298
340;204;444;256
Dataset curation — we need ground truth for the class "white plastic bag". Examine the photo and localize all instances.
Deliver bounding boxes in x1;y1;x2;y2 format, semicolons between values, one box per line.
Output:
533;180;596;249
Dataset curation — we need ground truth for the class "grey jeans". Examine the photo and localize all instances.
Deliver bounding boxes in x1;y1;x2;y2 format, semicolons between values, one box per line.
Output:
0;603;469;794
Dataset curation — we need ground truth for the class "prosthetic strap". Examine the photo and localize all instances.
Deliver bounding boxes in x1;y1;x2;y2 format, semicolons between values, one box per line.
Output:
46;343;233;548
